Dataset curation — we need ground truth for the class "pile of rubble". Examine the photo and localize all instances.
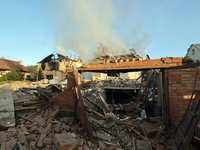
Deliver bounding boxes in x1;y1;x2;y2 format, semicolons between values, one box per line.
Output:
0;106;87;150
82;93;174;149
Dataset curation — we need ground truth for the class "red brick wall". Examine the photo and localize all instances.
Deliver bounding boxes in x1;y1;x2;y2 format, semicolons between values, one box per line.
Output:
80;57;182;69
167;68;200;121
53;70;77;110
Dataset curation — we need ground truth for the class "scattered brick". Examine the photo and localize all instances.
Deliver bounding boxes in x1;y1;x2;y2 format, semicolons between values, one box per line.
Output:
37;134;46;148
139;122;158;137
43;138;53;145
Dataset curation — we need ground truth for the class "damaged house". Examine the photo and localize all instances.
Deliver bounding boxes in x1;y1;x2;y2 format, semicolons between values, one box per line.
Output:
37;53;82;81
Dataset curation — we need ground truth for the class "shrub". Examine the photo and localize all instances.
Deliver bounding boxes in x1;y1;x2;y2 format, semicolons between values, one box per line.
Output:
0;74;7;81
6;68;23;81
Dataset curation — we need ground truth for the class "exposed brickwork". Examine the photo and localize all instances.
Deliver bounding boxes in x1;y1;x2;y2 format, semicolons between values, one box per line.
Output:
167;68;200;121
79;57;182;70
53;70;77;110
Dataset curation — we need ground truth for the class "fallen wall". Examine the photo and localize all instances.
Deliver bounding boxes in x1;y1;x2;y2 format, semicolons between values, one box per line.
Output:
167;68;200;121
53;70;77;110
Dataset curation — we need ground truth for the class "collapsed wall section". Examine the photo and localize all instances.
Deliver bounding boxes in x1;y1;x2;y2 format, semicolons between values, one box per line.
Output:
53;70;77;110
167;68;200;121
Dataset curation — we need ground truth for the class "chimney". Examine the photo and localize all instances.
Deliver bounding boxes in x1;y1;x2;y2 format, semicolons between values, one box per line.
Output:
18;61;22;65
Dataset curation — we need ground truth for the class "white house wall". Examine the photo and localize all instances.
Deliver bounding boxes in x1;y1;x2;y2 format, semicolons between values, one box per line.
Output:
187;45;200;62
120;71;141;81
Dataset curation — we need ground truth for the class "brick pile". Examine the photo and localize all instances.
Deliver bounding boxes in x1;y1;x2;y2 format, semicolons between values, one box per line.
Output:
0;106;85;150
79;57;182;70
167;68;200;121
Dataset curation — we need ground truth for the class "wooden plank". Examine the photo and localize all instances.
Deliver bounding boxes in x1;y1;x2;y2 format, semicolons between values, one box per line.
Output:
14;99;30;104
86;107;106;120
72;65;94;142
15;105;39;111
98;93;110;111
162;69;169;129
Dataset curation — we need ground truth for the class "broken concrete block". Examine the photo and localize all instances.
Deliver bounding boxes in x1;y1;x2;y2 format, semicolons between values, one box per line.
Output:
139;122;158;137
53;132;77;150
93;132;112;141
136;140;150;150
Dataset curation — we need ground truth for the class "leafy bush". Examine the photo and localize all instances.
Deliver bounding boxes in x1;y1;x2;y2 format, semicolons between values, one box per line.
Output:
6;68;23;81
0;74;7;81
182;55;194;64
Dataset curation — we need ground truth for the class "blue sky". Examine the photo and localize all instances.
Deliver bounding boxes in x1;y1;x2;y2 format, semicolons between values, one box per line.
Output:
0;0;200;66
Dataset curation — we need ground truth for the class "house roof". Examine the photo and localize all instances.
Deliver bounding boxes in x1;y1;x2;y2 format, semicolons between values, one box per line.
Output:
0;59;30;72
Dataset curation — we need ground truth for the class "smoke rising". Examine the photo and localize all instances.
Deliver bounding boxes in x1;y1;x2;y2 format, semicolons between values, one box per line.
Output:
52;0;152;62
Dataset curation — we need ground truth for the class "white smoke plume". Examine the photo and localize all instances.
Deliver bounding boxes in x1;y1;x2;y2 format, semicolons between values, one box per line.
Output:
52;0;152;62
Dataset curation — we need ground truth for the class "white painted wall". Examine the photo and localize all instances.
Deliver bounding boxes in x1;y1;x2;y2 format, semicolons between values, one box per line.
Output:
120;71;141;81
187;45;200;62
91;71;142;81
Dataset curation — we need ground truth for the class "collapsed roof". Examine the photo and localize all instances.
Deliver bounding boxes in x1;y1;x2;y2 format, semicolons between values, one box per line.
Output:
38;53;73;64
93;53;143;63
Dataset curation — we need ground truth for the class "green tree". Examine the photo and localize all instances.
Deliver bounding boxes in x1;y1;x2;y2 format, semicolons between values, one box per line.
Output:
182;55;194;65
26;65;37;73
38;69;44;81
6;68;23;81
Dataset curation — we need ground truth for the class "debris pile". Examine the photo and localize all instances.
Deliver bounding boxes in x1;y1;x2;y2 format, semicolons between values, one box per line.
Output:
83;95;174;149
0;105;87;150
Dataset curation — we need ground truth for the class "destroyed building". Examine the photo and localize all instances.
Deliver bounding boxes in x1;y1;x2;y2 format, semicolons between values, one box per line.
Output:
1;54;200;149
37;53;82;80
0;57;30;78
91;53;144;80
